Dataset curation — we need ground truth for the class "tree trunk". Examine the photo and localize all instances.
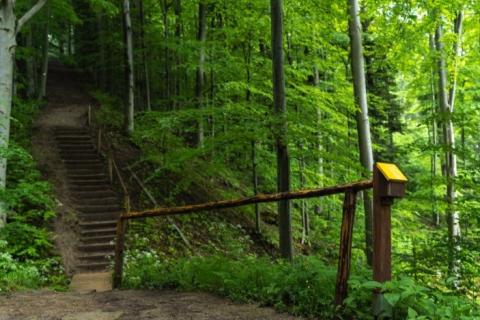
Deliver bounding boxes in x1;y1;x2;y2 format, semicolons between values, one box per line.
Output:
313;65;324;216
347;0;374;265
271;0;292;260
299;154;309;244
163;0;170;107
173;0;182;110
0;4;16;228
196;1;207;147
251;141;260;233
97;13;107;91
138;0;151;110
435;13;462;287
26;27;36;98
429;34;439;226
38;6;50;100
123;0;135;134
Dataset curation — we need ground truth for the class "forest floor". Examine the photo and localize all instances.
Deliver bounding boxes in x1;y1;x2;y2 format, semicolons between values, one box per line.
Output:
0;290;297;320
0;63;298;319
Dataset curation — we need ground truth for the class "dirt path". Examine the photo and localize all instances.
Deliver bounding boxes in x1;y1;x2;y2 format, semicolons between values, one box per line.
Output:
0;290;298;320
18;64;300;319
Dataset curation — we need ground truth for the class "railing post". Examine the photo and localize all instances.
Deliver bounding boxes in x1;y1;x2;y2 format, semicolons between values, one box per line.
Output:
87;105;91;126
335;190;357;306
97;128;102;155
108;157;113;183
113;217;127;289
372;163;407;318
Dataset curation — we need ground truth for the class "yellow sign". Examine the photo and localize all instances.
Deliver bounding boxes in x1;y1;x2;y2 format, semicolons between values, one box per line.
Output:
376;163;408;182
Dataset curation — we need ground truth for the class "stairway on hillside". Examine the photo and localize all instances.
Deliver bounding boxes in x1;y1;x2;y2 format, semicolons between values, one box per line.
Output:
55;127;122;273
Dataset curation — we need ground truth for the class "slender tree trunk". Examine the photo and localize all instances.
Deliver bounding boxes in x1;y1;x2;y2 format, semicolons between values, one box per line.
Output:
196;1;207;147
429;34;439;226
38;6;50;100
67;24;73;56
271;0;292;260
97;13;107;91
138;0;151;110
0;4;16;228
173;0;182;110
162;0;171;107
347;0;374;265
26;27;36;98
123;0;135;134
313;65;324;215
299;154;309;244
251;141;260;233
435;16;462;287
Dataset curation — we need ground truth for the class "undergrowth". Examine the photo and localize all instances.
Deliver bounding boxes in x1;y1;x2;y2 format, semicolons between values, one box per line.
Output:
0;98;67;292
122;254;480;319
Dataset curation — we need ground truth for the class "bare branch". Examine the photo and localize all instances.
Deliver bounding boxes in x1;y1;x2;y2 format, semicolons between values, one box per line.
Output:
16;0;47;34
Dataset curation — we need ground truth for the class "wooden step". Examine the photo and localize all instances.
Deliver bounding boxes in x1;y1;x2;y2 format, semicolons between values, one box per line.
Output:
55;134;92;141
70;179;110;187
72;190;117;199
78;213;121;222
81;235;115;244
78;242;115;252
73;197;119;206
76;262;110;272
58;145;95;152
59;153;99;161
69;185;112;193
65;163;104;170
68;173;107;180
54;128;89;133
76;205;122;214
79;220;118;230
67;169;106;176
78;251;113;263
80;228;117;237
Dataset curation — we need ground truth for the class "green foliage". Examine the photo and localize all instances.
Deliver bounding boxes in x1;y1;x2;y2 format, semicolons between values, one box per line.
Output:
123;254;479;319
0;99;67;292
92;91;124;130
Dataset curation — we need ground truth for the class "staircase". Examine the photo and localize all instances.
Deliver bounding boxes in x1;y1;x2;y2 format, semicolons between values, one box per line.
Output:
55;127;122;273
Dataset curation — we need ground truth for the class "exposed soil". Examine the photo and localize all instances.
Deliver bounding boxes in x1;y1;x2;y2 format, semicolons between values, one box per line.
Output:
0;290;298;320
31;63;92;276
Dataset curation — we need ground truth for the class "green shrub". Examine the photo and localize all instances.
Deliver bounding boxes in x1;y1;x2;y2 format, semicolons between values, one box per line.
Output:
0;98;67;292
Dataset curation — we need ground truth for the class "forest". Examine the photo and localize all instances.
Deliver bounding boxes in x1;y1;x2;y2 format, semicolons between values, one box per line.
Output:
1;0;480;319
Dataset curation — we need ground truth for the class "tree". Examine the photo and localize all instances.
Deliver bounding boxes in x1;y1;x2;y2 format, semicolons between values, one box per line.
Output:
196;0;207;147
271;0;292;260
434;11;463;287
347;0;374;264
122;0;135;134
0;0;47;228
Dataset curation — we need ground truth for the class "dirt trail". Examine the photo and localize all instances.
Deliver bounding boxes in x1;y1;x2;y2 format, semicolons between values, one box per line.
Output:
3;64;300;319
0;290;297;320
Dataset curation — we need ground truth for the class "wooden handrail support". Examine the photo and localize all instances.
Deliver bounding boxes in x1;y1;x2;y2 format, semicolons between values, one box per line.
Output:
113;179;373;289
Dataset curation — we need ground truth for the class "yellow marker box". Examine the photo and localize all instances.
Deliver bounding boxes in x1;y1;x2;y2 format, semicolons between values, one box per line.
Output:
376;163;408;183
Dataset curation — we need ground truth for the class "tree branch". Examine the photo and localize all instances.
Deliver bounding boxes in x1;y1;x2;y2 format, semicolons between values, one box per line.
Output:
16;0;47;34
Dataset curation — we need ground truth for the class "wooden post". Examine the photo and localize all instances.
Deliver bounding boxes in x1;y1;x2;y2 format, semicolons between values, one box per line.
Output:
372;165;392;283
113;217;127;289
108;157;113;183
88;105;92;126
97;128;102;155
335;190;357;306
372;162;407;317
